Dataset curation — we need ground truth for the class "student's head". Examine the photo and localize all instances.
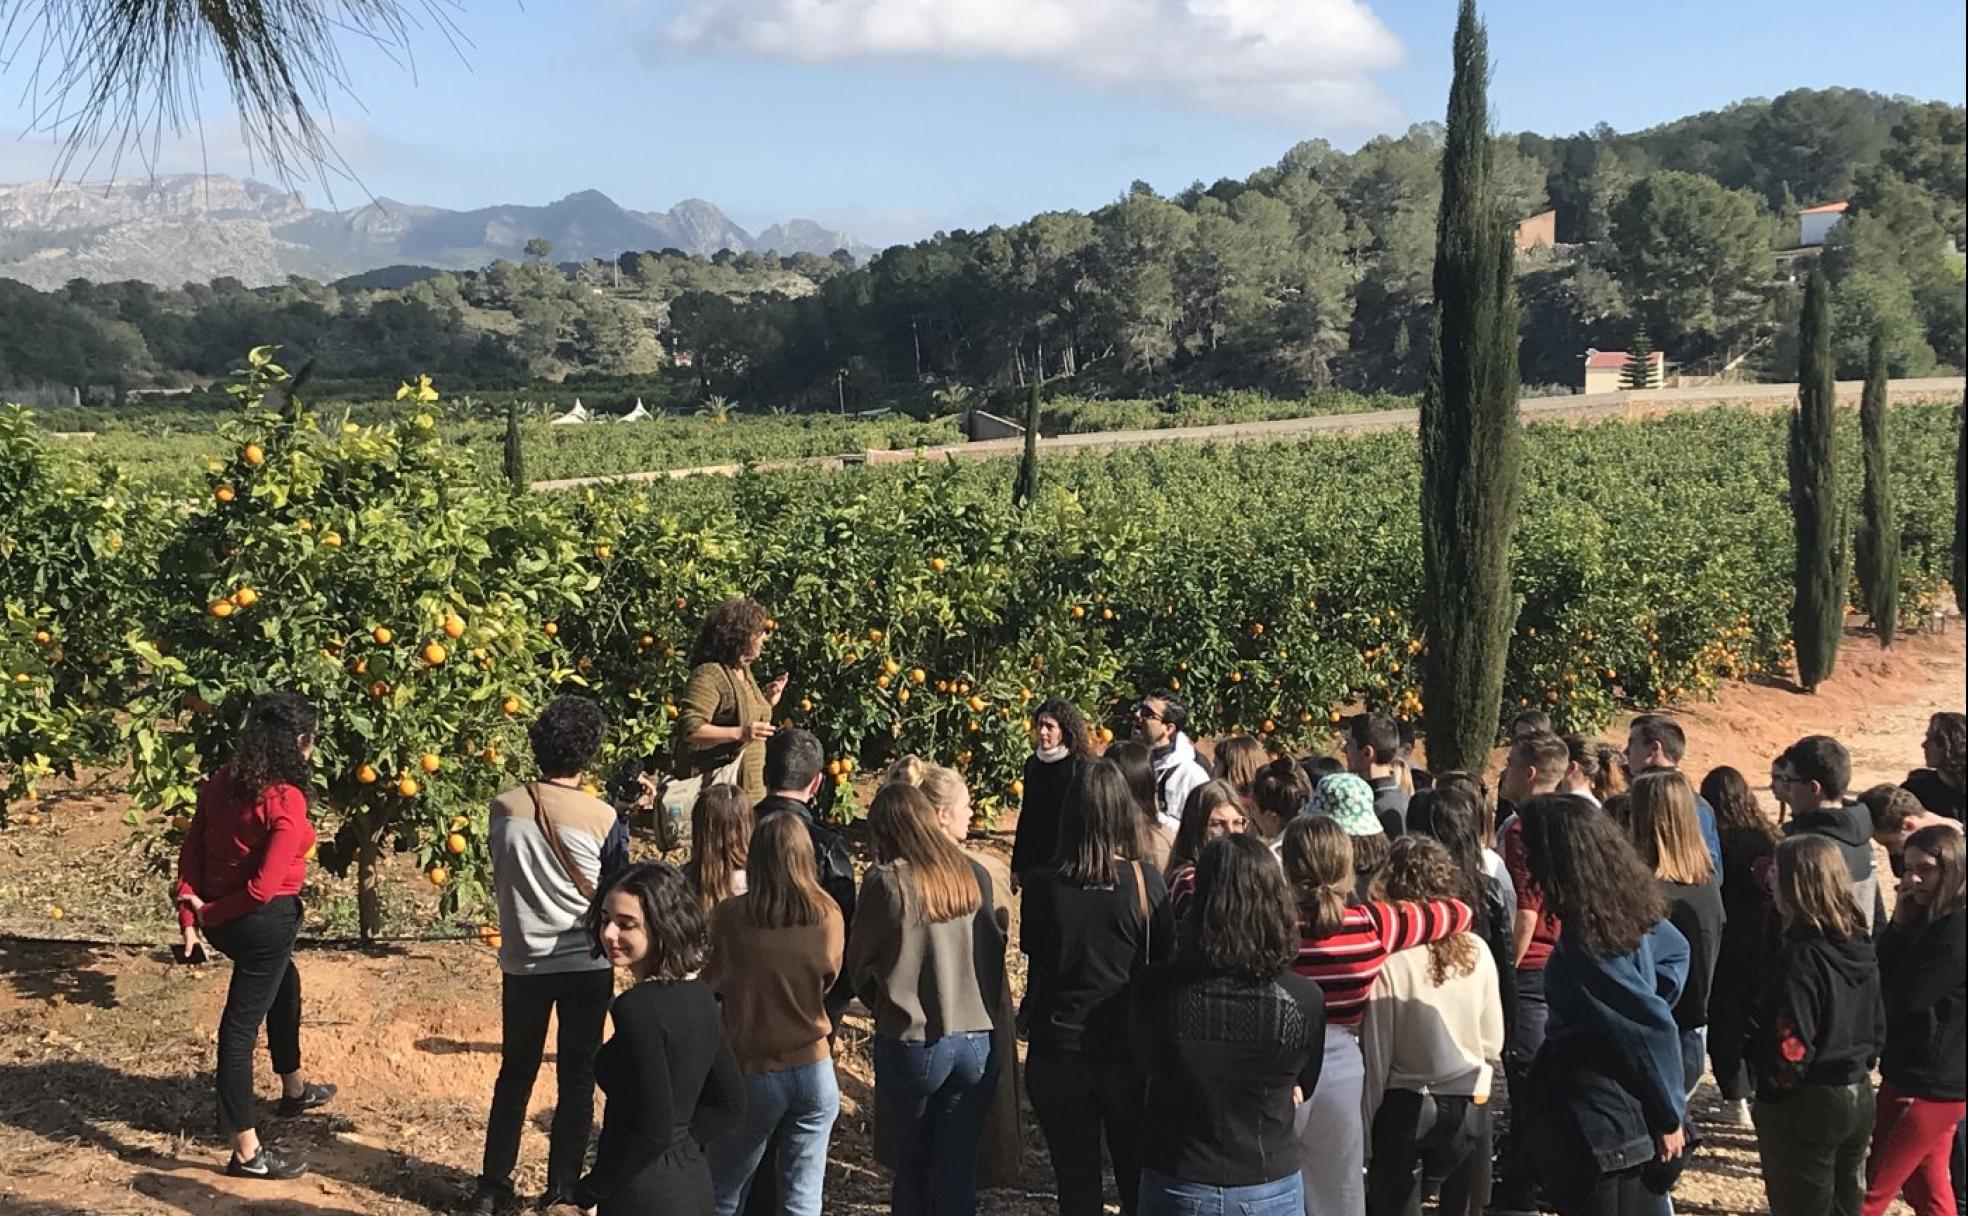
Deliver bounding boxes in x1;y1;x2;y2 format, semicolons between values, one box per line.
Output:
527;694;607;780
1386;835;1481;985
689;597;769;667
1772;834;1865;941
1310;773;1388;888
589;861;704;980
884;754;972;842
1700;766;1772;839
745;811;831;930
1899;825;1966;923
1343;711;1402;776
1169;778;1246;874
1105;739;1161;834
231;690;319;795
1132;689;1187;748
1434;769;1495;845
1404;785;1486;909
1560;733;1609;797
1771;735;1851;816
1280;815;1353;937
1248;756;1312;842
1858;784;1929;855
1627;770;1714;885
1184;833;1297;982
1500;731;1569;807
764;727;825;798
1033;698;1093;759
1626;714;1688;776
1518;794;1666;957
1059;759;1140;886
1924;712;1967;789
1214;734;1267;797
1302;754;1345;783
689;784;753;916
867;783;981;923
1510;708;1554;740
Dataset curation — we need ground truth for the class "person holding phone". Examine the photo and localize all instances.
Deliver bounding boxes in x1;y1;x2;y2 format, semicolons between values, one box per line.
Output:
173;691;335;1181
676;599;787;805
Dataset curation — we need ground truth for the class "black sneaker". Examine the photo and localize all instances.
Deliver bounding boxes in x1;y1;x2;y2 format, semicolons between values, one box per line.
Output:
226;1146;308;1180
275;1081;337;1117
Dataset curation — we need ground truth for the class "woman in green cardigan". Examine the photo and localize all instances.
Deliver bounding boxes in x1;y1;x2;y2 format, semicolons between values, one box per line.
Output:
676;598;786;804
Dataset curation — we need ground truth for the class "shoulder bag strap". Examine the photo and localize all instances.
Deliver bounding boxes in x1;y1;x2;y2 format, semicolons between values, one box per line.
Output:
528;781;596;902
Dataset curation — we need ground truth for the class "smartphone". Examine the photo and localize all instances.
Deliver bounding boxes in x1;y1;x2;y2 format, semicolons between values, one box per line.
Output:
172;942;208;966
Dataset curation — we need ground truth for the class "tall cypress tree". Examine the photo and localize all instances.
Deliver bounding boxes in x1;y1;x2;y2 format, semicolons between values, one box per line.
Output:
1418;0;1523;773
1621;329;1657;390
1788;269;1844;691
1854;330;1899;649
1012;379;1041;509
503;399;526;493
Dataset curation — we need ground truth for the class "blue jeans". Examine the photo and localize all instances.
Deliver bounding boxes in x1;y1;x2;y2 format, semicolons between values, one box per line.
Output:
706;1059;839;1216
873;1032;999;1216
1138;1169;1302;1216
1679;1027;1706;1102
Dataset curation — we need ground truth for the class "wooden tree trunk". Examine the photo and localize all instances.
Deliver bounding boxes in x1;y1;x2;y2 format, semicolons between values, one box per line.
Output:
354;811;385;942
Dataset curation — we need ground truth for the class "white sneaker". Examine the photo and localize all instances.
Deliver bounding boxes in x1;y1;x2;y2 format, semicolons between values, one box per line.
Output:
1719;1097;1753;1128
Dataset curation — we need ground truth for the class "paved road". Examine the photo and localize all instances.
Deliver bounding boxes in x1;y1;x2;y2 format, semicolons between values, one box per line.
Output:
531;377;1965;492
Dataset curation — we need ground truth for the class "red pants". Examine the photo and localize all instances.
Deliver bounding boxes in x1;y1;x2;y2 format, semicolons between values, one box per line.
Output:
1863;1080;1966;1216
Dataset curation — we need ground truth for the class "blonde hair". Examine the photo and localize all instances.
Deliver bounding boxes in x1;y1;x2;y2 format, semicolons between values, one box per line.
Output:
1775;834;1865;941
868;783;982;923
884;754;968;810
1628;770;1714;886
1280;816;1353;938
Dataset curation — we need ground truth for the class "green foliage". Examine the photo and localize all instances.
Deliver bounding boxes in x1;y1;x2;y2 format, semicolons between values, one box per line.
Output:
1418;0;1523;774
1613;171;1775;365
1855;332;1900;646
1621;330;1658;390
503;400;526;491
1788;271;1845;690
1957;390;1966;615
1012;381;1040;509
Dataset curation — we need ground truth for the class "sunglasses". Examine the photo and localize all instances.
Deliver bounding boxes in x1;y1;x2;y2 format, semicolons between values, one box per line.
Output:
1132;703;1163;722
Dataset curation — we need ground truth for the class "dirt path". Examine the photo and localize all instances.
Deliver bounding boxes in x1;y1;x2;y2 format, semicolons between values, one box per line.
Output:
1;627;1961;1216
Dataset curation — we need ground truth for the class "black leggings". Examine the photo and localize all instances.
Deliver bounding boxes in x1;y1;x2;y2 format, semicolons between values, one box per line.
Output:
1366;1090;1487;1216
203;896;304;1136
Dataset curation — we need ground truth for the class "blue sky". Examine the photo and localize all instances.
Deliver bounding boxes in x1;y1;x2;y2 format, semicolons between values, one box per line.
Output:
1;0;1962;247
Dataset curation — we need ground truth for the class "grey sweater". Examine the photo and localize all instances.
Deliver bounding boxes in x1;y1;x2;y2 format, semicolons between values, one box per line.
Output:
489;782;616;975
847;859;1007;1042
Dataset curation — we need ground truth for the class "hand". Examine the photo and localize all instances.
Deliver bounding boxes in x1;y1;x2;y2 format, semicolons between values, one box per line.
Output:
182;893;207;925
1654;1126;1687;1162
738;720;777;744
765;673;789;706
179;926;203;960
633;770;661;810
1292;1085;1305;1107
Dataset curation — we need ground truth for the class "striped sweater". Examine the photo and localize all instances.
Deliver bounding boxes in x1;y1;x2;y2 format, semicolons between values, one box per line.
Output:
1291;899;1473;1027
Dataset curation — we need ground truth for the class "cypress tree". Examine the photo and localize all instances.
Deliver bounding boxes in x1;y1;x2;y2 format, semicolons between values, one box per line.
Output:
1418;0;1523;773
1854;330;1899;648
1621;330;1657;390
503;399;526;492
1012;379;1041;508
1955;388;1965;615
1788;268;1844;691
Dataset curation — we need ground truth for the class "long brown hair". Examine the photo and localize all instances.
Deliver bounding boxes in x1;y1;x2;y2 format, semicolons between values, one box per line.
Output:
868;783;981;923
745;811;832;929
1280;816;1353;938
1385;835;1479;985
688;784;753;917
1213;735;1266;798
1774;834;1866;940
1168;779;1244;874
1520;794;1666;957
1184;834;1298;982
1628;770;1714;885
1903;825;1966;923
1059;759;1138;886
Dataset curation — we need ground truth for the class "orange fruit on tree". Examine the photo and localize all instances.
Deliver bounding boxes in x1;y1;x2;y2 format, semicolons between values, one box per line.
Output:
32;629;51;645
397;775;421;797
896;688;911;704
426;865;447;887
422;642;448;666
876;674;892;690
369;680;390;699
826;759;843;777
355;764;378;785
595;544;613;560
1097;726;1114;744
882;658;900;676
967;694;986;712
446;833;467;855
321;531;343;549
420;753;442;774
544;621;559;638
867;628;883;643
214;484;236;504
1100;607;1114;621
442;615;466;639
637;633;655;649
1070;605;1086;620
372;626;394;645
909;667;926;685
501;696;522;716
1010;779;1025;798
208;599;235;618
450;815;470;830
930;557;948;572
243;443;265;466
482;746;501;764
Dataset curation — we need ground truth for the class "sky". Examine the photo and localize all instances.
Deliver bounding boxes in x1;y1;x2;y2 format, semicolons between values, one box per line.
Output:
1;0;1963;248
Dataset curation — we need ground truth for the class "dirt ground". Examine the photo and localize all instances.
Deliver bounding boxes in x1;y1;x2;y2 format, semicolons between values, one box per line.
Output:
1;624;1961;1216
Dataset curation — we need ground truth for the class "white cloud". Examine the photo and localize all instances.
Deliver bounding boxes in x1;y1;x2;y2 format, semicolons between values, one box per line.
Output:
660;0;1405;122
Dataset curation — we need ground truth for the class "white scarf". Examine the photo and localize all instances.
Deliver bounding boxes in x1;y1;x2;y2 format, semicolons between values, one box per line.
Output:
1036;745;1070;764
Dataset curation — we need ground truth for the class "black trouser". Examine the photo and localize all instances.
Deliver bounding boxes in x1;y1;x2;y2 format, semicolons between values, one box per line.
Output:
1706;920;1761;1102
1497;963;1550;1200
203;896;304;1137
479;968;615;1202
1555;1166;1670;1216
1753;1080;1874;1216
1025;1043;1145;1216
1366;1090;1485;1216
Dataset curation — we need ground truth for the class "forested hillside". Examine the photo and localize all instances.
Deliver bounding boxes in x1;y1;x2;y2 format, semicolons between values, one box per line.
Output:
2;88;1960;407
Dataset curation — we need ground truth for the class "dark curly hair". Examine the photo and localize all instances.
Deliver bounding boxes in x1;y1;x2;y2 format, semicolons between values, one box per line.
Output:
529;695;608;778
1699;766;1774;841
689;598;768;667
1519;793;1665;958
587;860;706;981
229;691;318;796
1182;833;1297;982
1033;698;1094;760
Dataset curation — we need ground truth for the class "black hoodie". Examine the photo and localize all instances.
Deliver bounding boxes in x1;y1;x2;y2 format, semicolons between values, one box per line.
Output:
1783;802;1880;930
1878;906;1967;1100
1749;928;1885;1099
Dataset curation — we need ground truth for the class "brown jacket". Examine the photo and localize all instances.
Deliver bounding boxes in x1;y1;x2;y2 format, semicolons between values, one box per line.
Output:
704;895;844;1075
675;661;771;802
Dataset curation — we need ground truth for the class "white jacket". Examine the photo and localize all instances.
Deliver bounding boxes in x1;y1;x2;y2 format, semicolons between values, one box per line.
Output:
1152;732;1211;830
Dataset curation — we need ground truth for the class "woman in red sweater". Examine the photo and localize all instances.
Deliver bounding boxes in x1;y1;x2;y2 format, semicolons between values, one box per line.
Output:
174;691;335;1180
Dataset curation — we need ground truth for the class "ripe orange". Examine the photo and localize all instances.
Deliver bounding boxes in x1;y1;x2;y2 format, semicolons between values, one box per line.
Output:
1070;605;1086;620
321;531;343;549
420;753;442;774
544;621;559;637
443;615;466;639
422;642;448;666
637;633;655;649
882;658;900;676
214;484;236;504
876;674;892;690
482;746;501;764
909;667;926;685
1229;670;1243;684
243;443;265;466
867;628;883;643
930;557;948;572
967;695;986;712
426;865;447;887
33;629;51;645
826;759;843;777
896;688;911;704
674;595;689;612
355;764;378;785
595;544;613;561
798;697;813;712
229;587;259;609
372;626;394;645
446;833;467;855
501;696;522;716
397;775;421;798
1097;726;1114;744
208;599;235;618
1010;779;1025;798
1101;607;1114;621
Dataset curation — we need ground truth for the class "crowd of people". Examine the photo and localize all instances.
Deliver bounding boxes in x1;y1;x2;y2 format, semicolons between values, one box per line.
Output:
166;597;1967;1216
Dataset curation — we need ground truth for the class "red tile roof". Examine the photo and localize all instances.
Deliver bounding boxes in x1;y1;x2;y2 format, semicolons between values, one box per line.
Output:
1585;350;1665;370
1799;201;1850;214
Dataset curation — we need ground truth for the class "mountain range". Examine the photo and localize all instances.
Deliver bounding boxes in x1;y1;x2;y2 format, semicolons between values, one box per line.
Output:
0;175;873;290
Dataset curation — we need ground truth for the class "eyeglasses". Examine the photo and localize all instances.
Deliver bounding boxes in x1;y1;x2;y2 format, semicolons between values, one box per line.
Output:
1132;703;1163;723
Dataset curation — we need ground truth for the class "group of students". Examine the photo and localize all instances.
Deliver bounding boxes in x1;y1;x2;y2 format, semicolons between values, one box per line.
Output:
165;597;1964;1216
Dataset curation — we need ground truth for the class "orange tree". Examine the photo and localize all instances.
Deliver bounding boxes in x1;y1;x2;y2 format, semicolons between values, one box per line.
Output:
125;351;590;938
1;406;156;823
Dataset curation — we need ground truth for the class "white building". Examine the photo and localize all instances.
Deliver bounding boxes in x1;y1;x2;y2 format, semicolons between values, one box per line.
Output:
1798;201;1849;248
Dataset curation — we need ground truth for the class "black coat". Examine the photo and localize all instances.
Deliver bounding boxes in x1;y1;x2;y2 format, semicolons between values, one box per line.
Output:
1878;906;1966;1100
1011;753;1084;877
